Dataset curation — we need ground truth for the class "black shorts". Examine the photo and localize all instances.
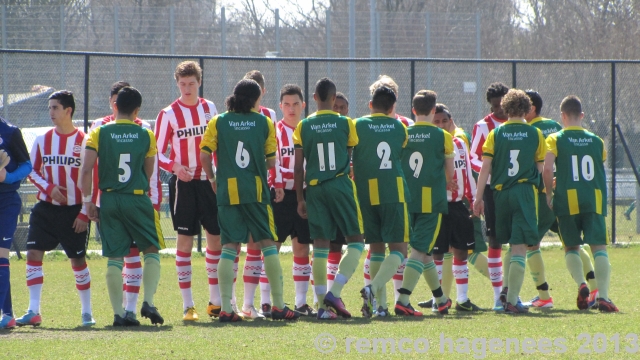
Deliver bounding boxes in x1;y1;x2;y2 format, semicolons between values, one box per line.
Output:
333;228;347;245
432;201;475;255
271;189;311;244
169;176;220;236
26;201;88;259
483;186;496;237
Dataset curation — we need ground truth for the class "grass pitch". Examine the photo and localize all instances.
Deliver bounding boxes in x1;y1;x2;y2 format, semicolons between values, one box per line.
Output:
2;246;639;359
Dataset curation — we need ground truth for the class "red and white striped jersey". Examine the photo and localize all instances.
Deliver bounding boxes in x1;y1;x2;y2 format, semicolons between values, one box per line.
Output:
90;115;162;209
469;113;507;177
396;114;414;127
269;120;299;189
260;106;277;123
28;128;88;221
448;136;476;203
155;98;218;180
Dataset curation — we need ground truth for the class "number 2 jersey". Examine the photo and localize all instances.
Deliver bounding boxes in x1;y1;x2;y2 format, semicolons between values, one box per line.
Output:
352;113;409;205
292;110;358;186
546;126;607;216
86;120;157;194
200;111;276;206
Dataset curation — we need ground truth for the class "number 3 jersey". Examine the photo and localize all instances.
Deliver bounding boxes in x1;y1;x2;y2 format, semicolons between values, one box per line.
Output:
200;111;276;206
292;110;358;186
401;122;455;214
482;120;546;192
86;120;157;194
546;126;607;216
352;114;409;206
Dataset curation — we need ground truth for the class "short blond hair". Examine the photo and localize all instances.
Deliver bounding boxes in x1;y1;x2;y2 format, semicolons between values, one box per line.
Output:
174;61;202;82
501;89;531;118
369;75;399;97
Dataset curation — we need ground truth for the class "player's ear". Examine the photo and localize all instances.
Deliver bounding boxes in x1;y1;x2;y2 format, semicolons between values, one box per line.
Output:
412;107;417;116
430;107;436;115
579;112;585;120
313;93;318;102
302;101;306;110
368;100;373;110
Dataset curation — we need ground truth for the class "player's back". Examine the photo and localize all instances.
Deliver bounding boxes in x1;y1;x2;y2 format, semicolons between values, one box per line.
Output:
352;114;409;206
294;110;355;186
91;120;153;194
549;127;607;216
485;121;544;191
401;122;452;214
211;111;273;206
530;117;562;138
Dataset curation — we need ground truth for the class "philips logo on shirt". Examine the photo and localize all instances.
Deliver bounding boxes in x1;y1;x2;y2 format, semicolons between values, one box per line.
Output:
281;147;295;157
454;159;466;169
177;125;207;138
43;155;81;167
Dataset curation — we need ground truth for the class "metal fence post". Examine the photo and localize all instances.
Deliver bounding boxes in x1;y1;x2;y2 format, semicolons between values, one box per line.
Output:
114;6;120;79
410;61;415;117
476;12;482;121
275;8;281;107
369;0;376;83
611;62;617;243
60;5;66;89
511;62;517;88
425;12;432;88
2;5;8;120
349;0;356;116
325;9;332;77
199;57;204;98
84;55;90;133
170;7;175;54
304;60;309;118
221;7;227;96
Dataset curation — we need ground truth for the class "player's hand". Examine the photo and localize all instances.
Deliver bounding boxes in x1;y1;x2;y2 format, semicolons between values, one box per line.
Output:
86;202;99;222
73;218;88;233
51;186;67;204
274;188;284;203
0;168;6;182
211;181;217;194
546;193;553;210
0;149;10;171
297;200;308;219
173;163;194;182
473;198;484;217
446;180;458;192
553;177;556;189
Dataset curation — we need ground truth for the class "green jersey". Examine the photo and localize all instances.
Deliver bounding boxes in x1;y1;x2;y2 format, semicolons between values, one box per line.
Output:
482;120;546;191
352;114;410;206
546;126;607;216
86;120;156;195
530;116;562;192
292;110;358;186
401;122;455;214
200;111;276;206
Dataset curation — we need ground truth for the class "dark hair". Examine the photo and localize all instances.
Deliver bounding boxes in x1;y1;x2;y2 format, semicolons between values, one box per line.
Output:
315;78;336;102
560;95;582;117
435;103;451;118
49;90;75;117
501;89;531;118
115;86;142;116
110;81;131;97
244;70;266;89
225;79;261;113
280;84;304;102
371;86;396;114
412;90;437;115
486;82;509;103
336;92;349;105
174;61;202;82
525;89;542;116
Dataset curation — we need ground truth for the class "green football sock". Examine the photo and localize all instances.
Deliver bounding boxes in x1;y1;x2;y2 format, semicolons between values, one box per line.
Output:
593;250;611;300
579;246;597;290
106;260;125;317
368;252;385;305
423;261;446;304
312;248;329;309
506;255;526;305
398;258;424;305
564;250;585;286
262;245;284;309
468;252;490;280
142;253;161;306
527;249;550;300
330;242;364;297
371;251;403;308
502;247;512;289
442;252;454;299
219;248;237;314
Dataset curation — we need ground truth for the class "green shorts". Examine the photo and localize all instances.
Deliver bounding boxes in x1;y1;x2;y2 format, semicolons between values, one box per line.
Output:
362;202;410;244
306;176;364;241
537;191;558;241
99;192;164;258
463;198;487;253
557;213;608;247
494;183;539;246
409;212;442;254
218;203;277;244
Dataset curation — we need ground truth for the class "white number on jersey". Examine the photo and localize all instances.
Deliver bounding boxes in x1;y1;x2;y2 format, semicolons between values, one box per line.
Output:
118;153;131;183
571;154;595;181
317;142;336;172
508;149;520;177
236;141;250;168
409;151;423;178
377;141;392;169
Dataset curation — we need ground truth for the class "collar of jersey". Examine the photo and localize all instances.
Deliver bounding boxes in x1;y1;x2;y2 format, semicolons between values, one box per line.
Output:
504;119;528;125
177;98;201;109
412;121;437;127
115;119;137;125
564;125;585;131
312;110;340;116
367;113;393;118
528;116;549;125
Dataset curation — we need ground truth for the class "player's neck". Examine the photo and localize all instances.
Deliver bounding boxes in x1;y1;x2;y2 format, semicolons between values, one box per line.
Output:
564;120;582;128
415;114;434;123
55;120;76;135
179;95;199;106
507;117;526;123
282;117;300;128
316;102;333;112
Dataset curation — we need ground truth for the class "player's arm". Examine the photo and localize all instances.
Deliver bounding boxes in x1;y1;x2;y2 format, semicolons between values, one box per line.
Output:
81;130;100;221
264;118;277;169
473;130;495;216
292;122;307;219
444;131;455;182
144;129;159;180
468;122;484;173
1;128;32;184
155;110;193;181
199;117;218;192
543;133;558;209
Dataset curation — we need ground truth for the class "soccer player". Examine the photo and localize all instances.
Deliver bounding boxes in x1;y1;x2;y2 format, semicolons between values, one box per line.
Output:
355;86;410;318
90;81;162;318
293;78;365;320
469;82;510;310
82;86;164;326
333;92;349;116
15;91;94;327
155;61;221;321
473;89;546;314
396;90;454;316
0;117;32;330
544;95;618;312
200;79;299;322
265;84;317;316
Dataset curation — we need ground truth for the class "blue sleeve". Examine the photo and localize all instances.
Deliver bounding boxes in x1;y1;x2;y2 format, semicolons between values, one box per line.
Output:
3;160;32;184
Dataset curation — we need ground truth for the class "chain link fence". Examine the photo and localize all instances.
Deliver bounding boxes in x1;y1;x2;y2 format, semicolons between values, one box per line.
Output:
2;49;639;252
